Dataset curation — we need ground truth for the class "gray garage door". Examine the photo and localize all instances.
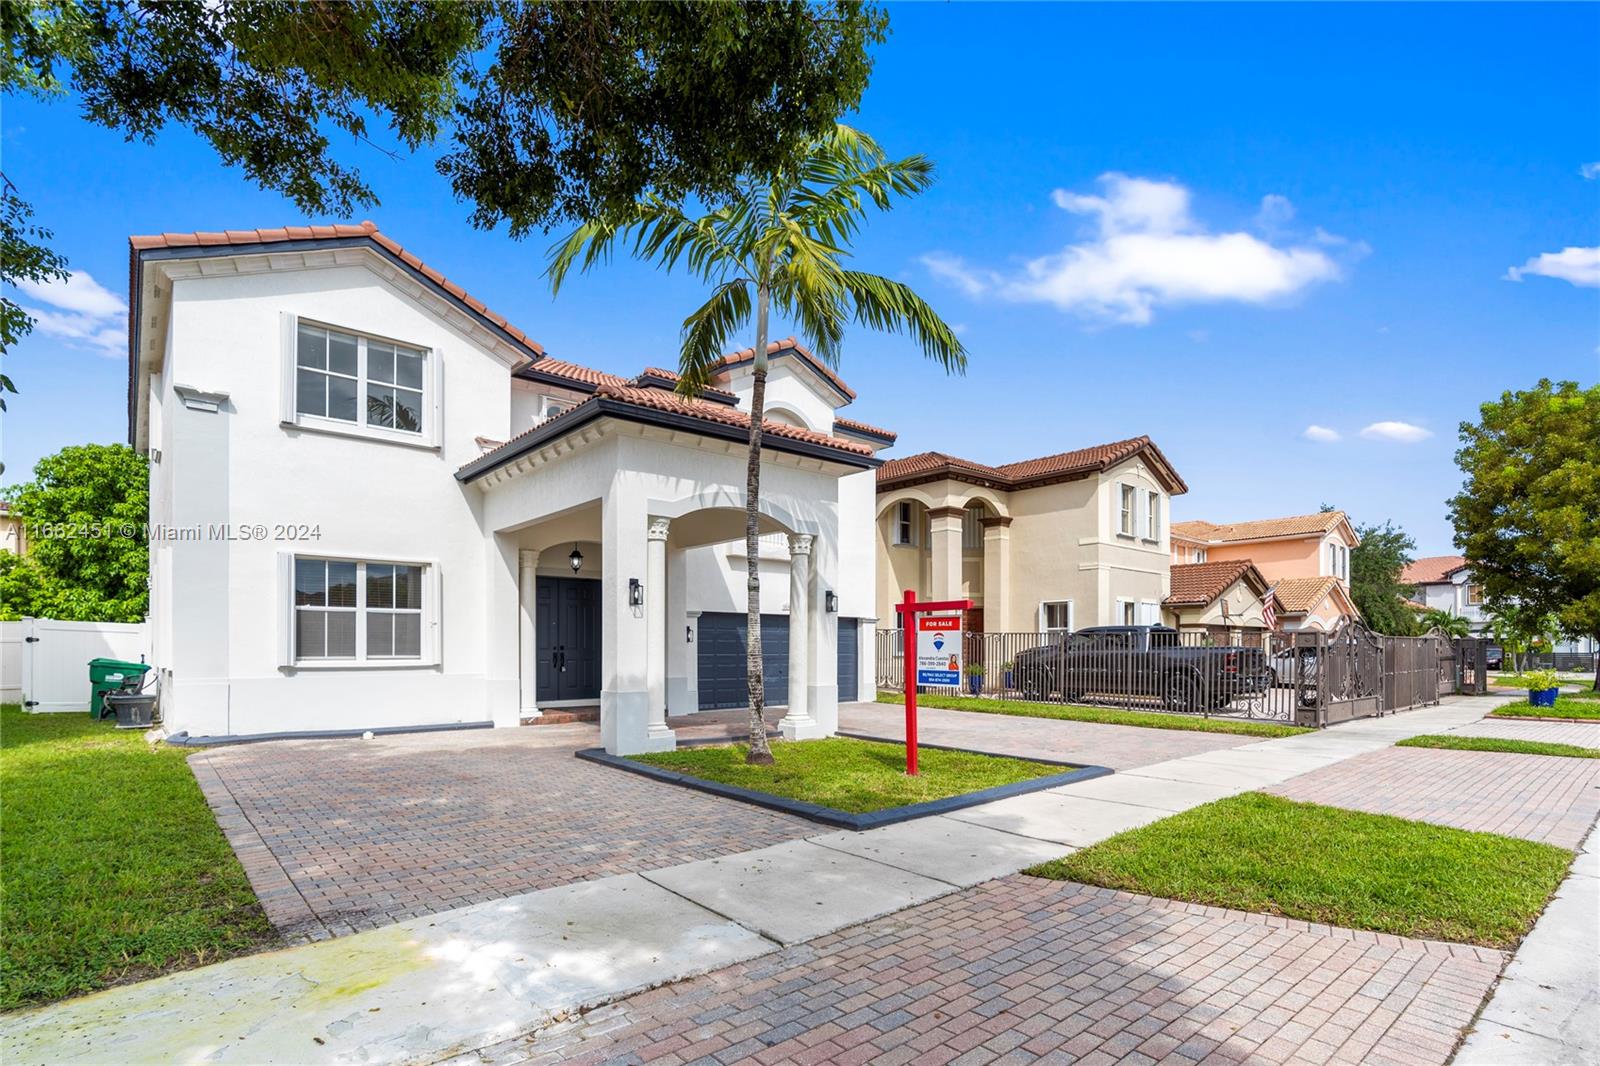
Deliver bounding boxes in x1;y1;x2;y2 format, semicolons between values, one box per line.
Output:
698;615;861;709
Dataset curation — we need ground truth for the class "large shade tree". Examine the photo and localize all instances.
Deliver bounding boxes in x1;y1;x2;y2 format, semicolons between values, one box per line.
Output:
0;0;887;390
1449;379;1600;687
548;125;966;763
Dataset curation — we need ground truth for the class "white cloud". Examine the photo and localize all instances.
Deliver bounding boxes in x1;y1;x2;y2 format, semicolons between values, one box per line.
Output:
1303;425;1341;443
924;174;1349;325
1581;162;1600;180
1504;246;1600;288
13;270;127;357
1360;421;1432;444
1254;193;1296;234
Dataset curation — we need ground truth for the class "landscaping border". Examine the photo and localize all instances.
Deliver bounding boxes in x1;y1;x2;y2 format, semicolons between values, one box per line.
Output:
575;740;1112;830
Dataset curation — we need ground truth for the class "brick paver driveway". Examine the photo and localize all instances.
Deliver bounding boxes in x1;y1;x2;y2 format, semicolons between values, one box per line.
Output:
491;876;1503;1066
840;701;1262;770
1268;746;1600;849
1450;716;1600;747
191;723;815;939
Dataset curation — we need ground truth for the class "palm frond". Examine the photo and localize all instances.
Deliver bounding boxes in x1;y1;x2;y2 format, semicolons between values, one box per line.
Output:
677;280;752;394
840;270;968;374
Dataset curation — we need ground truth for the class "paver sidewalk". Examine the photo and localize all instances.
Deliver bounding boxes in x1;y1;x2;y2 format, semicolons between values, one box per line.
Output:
0;695;1528;1065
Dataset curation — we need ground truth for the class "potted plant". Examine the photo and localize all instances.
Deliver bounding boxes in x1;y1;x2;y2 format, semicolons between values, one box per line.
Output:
964;661;986;695
1001;660;1014;690
1525;669;1560;709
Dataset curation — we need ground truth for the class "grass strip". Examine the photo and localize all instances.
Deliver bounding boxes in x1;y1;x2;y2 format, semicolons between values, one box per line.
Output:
876;691;1309;738
1397;734;1600;759
1026;792;1571;949
1;704;275;1009
1490;697;1600;721
630;736;1064;814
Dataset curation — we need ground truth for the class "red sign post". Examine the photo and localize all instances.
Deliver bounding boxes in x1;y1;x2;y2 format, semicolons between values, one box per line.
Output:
894;589;973;776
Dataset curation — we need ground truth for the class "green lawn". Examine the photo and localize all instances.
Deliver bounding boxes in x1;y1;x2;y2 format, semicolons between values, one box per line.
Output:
1;705;274;1009
629;736;1066;813
876;691;1309;738
1490;697;1600;720
1026;793;1570;948
1397;734;1600;759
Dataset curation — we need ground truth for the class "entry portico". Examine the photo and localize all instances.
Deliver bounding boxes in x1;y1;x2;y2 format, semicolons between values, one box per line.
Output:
461;384;876;754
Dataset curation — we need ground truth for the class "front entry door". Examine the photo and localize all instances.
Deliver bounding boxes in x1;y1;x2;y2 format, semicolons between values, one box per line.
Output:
536;577;601;702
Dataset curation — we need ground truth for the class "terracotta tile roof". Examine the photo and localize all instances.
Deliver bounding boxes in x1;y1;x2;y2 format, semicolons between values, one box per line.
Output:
877;435;1187;494
631;367;739;404
527;358;629;389
460;381;873;479
129;221;546;359
832;415;898;442
1269;576;1342;614
1172;511;1349;543
1164;560;1264;607
716;337;856;401
1400;555;1468;585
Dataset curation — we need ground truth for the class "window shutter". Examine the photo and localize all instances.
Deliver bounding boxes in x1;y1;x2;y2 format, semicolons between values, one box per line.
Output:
429;348;445;449
1066;600;1074;632
279;313;298;424
1138;488;1150;538
277;552;295;666
424;563;442;665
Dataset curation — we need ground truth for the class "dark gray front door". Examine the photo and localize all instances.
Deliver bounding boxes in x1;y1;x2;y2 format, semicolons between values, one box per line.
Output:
537;577;601;702
697;613;789;709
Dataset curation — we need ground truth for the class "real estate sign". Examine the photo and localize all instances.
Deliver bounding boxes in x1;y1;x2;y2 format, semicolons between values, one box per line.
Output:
915;614;963;686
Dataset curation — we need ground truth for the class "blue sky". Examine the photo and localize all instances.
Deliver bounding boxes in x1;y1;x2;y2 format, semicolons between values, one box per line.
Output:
3;3;1596;554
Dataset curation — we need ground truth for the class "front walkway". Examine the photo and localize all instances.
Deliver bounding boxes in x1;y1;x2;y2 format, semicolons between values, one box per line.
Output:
2;696;1517;1065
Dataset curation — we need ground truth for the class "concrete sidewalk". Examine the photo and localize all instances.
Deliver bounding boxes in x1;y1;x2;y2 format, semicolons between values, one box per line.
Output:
1456;828;1600;1065
0;695;1517;1065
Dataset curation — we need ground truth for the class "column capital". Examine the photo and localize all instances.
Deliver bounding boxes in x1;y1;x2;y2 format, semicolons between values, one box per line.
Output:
519;548;541;569
647;516;671;542
788;532;814;556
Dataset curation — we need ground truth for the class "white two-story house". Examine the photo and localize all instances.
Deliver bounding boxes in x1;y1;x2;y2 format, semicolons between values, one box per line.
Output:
874;437;1187;634
129;222;888;753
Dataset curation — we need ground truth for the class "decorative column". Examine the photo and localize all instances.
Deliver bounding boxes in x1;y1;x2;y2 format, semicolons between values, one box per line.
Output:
981;516;1011;631
645;517;674;744
928;506;966;602
781;533;823;740
518;549;540;721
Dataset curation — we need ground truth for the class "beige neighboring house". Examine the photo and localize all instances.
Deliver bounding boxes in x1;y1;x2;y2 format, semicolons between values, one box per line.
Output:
1171;510;1361;632
1163;558;1273;645
875;436;1187;634
0;501;23;555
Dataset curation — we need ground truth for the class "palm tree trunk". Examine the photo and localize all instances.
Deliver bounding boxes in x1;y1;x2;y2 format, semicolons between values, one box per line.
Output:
744;284;775;764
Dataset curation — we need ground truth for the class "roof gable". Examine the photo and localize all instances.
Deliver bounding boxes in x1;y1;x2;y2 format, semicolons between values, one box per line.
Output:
877;435;1187;495
1400;555;1468;586
1173;510;1356;545
1165;559;1268;607
714;338;856;403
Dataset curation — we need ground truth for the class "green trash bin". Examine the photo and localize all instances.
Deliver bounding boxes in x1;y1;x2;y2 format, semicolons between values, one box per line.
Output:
88;658;152;719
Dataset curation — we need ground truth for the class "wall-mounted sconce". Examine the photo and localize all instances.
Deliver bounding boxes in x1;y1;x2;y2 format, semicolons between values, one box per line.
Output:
629;577;644;607
568;545;584;573
686;626;694;643
825;590;838;613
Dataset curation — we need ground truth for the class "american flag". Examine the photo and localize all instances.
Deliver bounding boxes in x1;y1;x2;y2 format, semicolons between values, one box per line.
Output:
1262;588;1277;631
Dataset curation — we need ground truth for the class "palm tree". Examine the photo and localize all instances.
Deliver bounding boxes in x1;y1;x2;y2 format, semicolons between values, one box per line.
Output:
1420;608;1471;639
548;125;966;764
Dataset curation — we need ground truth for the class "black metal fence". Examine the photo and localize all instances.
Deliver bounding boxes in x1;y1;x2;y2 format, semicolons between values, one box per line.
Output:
876;622;1452;728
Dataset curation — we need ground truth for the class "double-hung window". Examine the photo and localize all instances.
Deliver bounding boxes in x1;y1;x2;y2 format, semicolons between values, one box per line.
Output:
292;321;431;440
294;556;425;663
1118;484;1136;536
893;502;917;546
1040;600;1073;636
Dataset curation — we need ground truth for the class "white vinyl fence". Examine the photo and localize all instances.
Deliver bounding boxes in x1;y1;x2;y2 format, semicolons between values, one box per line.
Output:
1;618;149;712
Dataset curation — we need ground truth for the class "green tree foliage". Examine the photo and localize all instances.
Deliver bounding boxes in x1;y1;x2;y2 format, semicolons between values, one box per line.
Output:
0;1;885;355
1449;379;1600;683
0;181;69;417
548;124;965;762
1419;608;1471;639
1350;519;1421;635
1487;604;1560;675
1;444;148;622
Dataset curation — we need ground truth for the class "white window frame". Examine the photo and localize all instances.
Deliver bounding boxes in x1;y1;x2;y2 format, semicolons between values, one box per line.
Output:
281;314;442;449
279;552;440;668
539;394;575;423
892;501;917;546
1138;600;1161;626
1118;484;1136;537
1118;598;1137;626
1039;600;1074;636
1194;547;1207;563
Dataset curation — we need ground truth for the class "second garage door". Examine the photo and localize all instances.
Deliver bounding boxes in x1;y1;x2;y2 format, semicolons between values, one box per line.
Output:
697;615;862;709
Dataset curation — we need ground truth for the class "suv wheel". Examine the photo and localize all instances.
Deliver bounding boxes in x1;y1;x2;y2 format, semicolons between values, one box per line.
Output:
1162;673;1201;713
1020;667;1054;702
